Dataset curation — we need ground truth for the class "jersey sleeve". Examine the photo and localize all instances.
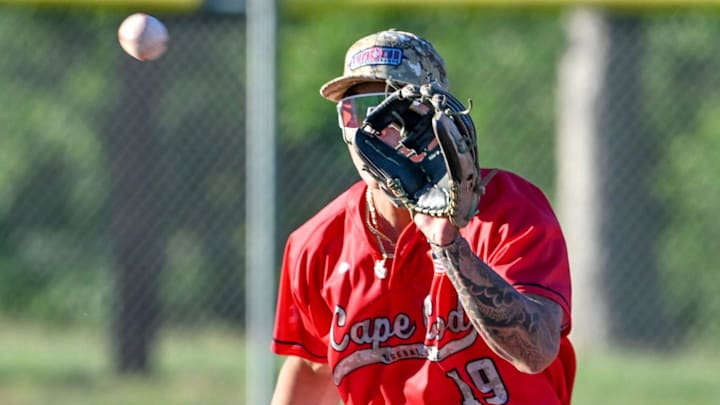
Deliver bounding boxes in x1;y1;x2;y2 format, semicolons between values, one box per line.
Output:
468;170;573;334
271;232;330;363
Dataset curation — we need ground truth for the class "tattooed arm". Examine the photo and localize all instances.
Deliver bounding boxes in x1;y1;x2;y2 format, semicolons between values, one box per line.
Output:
415;215;564;374
431;237;563;373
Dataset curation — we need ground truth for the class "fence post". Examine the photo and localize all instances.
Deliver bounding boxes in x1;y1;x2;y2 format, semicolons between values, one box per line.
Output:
246;0;277;402
557;7;610;350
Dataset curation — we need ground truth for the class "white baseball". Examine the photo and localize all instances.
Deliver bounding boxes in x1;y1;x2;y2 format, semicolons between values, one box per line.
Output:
118;13;169;61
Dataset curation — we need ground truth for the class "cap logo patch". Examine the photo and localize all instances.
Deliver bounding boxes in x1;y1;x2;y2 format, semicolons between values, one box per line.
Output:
349;46;403;70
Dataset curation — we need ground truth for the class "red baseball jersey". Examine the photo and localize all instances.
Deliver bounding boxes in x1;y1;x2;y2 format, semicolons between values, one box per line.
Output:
272;169;575;405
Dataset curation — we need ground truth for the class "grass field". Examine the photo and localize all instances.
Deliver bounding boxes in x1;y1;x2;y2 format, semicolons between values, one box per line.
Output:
1;321;718;404
574;347;720;405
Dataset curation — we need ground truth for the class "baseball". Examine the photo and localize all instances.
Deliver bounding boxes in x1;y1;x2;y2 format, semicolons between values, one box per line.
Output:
118;13;169;61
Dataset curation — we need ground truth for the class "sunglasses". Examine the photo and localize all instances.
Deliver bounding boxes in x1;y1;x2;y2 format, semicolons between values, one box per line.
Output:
336;92;387;129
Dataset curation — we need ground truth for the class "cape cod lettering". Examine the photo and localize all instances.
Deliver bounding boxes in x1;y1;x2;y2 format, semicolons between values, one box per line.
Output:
424;296;474;341
330;297;478;385
331;305;416;351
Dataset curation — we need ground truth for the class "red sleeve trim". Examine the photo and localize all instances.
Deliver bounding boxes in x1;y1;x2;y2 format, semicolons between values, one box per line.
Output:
512;282;572;335
512;282;569;309
271;338;328;363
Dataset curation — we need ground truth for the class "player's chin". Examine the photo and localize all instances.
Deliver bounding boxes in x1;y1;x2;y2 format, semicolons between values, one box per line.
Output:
348;148;375;182
358;172;381;189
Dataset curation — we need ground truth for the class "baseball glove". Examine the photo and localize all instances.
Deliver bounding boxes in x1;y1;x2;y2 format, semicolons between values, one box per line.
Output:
352;83;487;228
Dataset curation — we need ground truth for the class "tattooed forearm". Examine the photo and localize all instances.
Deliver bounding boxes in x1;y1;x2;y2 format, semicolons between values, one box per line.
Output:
431;237;562;374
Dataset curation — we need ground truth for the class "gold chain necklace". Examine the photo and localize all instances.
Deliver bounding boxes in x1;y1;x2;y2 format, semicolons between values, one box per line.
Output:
365;188;394;279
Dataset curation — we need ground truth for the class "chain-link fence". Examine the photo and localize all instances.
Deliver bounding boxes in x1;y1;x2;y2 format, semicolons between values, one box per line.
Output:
1;3;719;401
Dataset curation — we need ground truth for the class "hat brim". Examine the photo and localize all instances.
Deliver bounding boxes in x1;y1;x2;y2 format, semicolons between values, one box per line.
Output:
319;75;388;103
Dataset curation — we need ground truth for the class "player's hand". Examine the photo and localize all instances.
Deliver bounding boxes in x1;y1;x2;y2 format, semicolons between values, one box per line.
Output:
413;213;460;246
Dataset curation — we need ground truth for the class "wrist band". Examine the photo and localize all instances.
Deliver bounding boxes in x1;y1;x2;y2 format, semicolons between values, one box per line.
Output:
428;235;464;249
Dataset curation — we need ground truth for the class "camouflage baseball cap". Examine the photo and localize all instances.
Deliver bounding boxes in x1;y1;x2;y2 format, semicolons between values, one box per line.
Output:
320;29;449;102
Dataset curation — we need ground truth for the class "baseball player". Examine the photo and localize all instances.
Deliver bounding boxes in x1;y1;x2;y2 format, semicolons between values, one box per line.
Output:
271;29;575;405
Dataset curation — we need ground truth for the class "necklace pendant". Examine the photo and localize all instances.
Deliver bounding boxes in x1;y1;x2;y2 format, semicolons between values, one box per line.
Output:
374;258;388;279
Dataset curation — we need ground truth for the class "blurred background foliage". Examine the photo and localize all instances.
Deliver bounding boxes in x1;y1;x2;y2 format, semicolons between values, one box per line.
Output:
0;6;567;324
0;2;719;403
